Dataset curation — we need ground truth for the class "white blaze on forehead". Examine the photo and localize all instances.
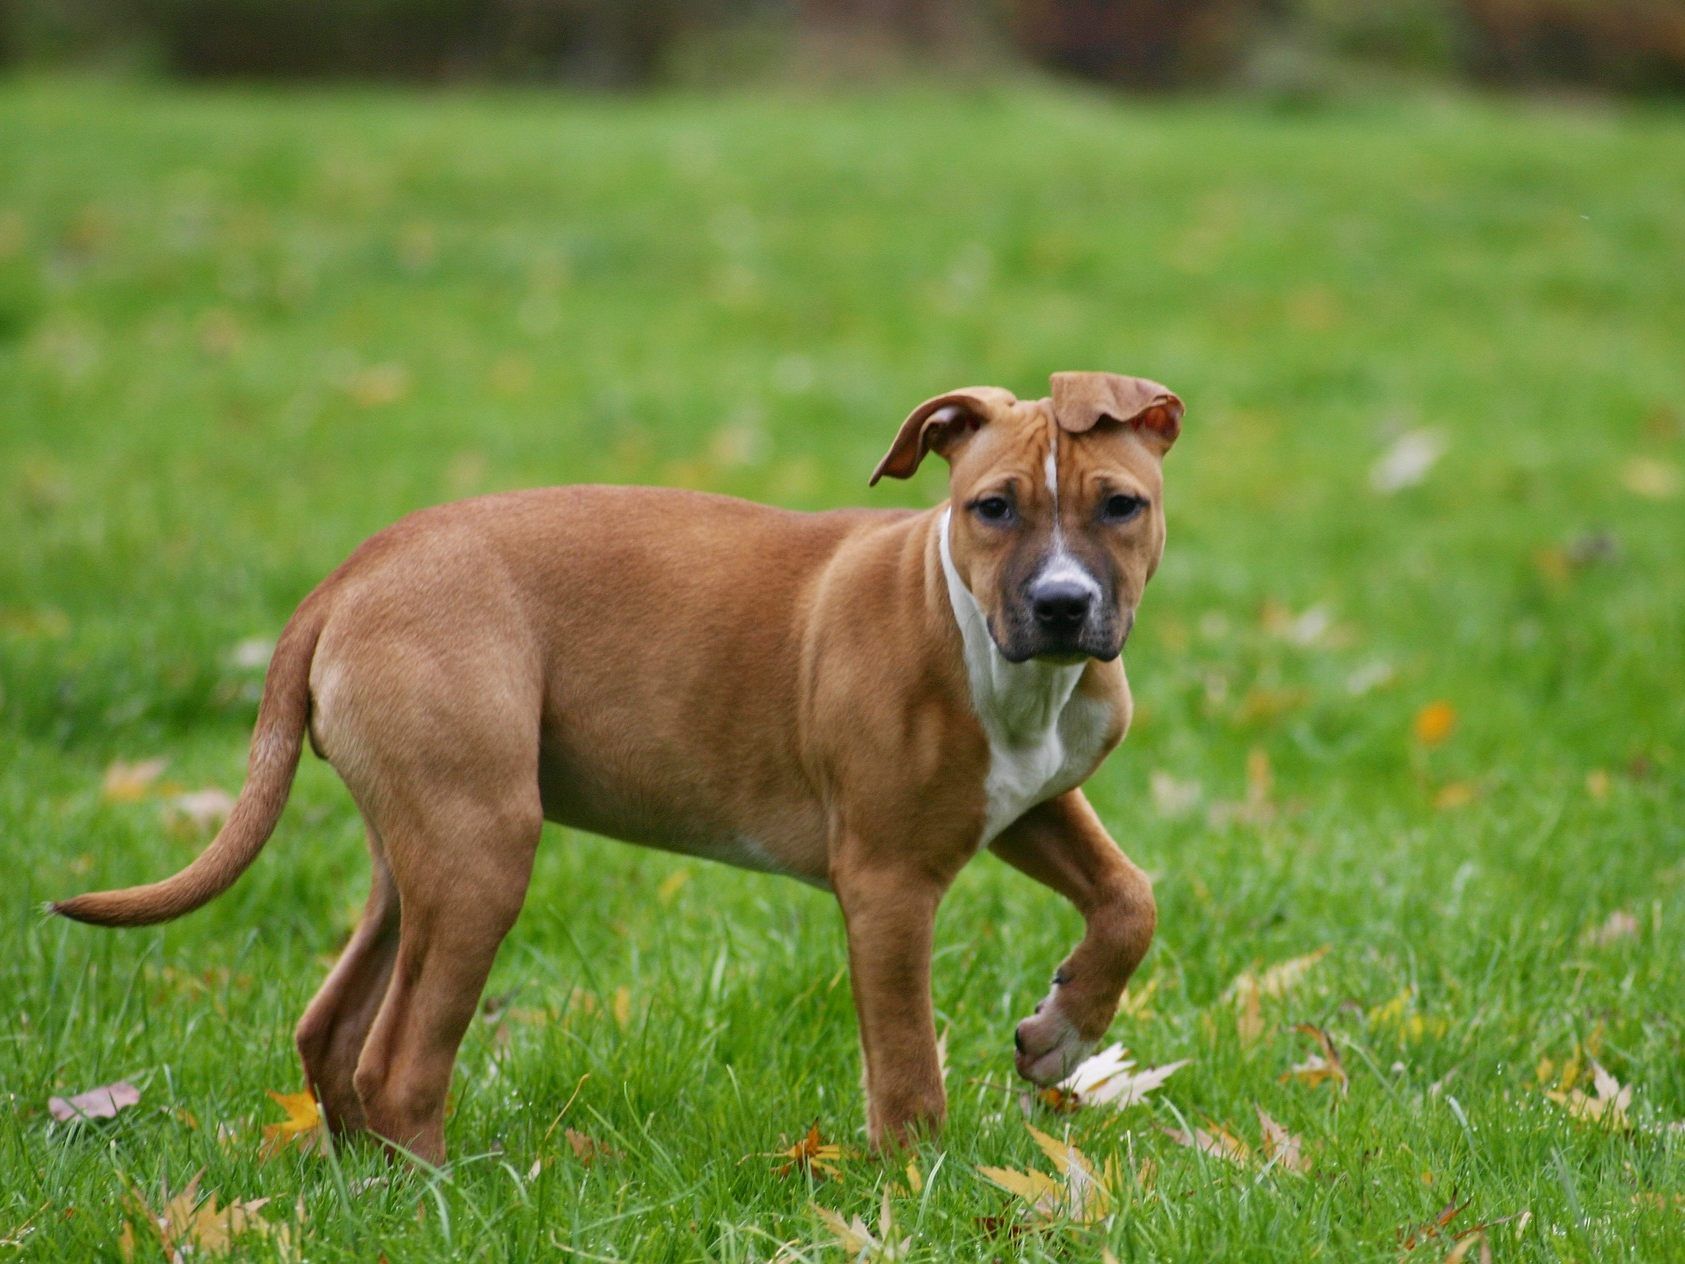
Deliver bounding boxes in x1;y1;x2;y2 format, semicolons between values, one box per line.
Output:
1038;428;1101;598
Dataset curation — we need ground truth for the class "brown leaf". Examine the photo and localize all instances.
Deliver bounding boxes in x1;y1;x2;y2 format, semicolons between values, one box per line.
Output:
1282;1023;1348;1094
1399;1197;1470;1250
1256;1106;1308;1173
1545;1061;1632;1131
564;1128;618;1165
775;1123;843;1179
1160;1120;1251;1167
120;1172;285;1260
49;1080;140;1123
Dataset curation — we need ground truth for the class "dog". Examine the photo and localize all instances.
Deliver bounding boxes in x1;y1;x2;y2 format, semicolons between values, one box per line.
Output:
54;370;1182;1164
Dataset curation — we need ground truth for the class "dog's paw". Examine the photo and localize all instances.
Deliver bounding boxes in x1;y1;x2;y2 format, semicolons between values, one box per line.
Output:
1013;995;1097;1086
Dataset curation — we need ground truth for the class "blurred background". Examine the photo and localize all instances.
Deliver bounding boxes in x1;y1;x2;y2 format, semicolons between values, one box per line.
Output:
2;3;1683;1259
5;0;1685;96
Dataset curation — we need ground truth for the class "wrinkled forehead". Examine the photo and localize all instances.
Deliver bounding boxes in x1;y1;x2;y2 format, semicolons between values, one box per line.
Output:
950;400;1162;496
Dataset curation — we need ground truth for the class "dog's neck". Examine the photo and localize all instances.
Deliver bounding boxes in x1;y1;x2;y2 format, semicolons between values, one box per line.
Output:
937;508;1085;744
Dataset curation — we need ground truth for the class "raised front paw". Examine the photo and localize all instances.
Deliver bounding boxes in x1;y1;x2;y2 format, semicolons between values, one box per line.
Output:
1013;992;1097;1086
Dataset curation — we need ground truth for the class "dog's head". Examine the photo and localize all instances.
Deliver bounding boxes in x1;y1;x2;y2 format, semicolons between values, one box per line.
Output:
871;372;1182;664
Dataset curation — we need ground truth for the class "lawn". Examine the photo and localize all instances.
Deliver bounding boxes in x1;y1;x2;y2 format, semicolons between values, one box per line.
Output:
1;74;1683;1261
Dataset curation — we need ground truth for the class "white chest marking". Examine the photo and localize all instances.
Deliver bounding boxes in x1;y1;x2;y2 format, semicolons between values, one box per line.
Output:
939;509;1114;844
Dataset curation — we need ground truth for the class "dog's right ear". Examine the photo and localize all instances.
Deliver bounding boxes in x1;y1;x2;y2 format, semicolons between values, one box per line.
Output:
869;387;1015;486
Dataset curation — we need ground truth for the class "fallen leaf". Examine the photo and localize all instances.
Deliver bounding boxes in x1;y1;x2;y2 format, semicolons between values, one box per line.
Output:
1620;456;1680;500
656;868;690;905
48;1080;140;1123
101;758;168;804
1371;429;1447;493
1256;1107;1309;1173
978;1123;1115;1224
1546;1060;1632;1130
1582;909;1639;947
1149;770;1201;820
612;985;633;1030
1398;1196;1470;1250
1432;781;1479;810
1052;1044;1188;1112
1282;1023;1348;1094
119;1172;285;1261
1160;1119;1251;1167
165;787;236;834
776;1123;844;1179
1227;947;1329;1048
812;1191;909;1261
260;1088;324;1159
226;637;275;670
1413;701;1457;747
564;1128;618;1165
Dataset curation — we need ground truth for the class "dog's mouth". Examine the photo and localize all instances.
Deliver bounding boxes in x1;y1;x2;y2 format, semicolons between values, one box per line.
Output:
991;617;1126;665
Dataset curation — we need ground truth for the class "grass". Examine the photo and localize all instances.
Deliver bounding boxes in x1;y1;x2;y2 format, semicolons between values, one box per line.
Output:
1;73;1683;1261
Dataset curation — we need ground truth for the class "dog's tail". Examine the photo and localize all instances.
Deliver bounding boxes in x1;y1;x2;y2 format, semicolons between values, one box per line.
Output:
52;596;329;928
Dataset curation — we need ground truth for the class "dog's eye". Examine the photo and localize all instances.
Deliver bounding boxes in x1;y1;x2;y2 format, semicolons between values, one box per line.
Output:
973;495;1014;524
1102;493;1147;523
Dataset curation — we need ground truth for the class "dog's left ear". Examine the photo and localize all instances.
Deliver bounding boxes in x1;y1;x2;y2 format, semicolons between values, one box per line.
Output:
1051;372;1183;456
869;387;1017;486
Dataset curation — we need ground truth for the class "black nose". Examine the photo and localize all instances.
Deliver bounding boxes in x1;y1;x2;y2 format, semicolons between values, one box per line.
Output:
1031;580;1093;631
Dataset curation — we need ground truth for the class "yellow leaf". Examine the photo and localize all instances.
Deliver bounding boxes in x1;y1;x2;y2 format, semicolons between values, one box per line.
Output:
1620;456;1681;500
1433;781;1479;810
612;985;633;1030
1585;768;1611;800
775;1123;844;1179
101;758;168;804
657;868;690;905
1413;701;1457;746
1546;1061;1632;1130
1161;1120;1252;1166
260;1088;323;1159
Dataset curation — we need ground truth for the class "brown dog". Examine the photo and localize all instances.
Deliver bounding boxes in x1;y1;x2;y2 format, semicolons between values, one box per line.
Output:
55;371;1182;1164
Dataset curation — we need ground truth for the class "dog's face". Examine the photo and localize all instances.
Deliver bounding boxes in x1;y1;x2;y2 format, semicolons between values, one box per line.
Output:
872;373;1181;663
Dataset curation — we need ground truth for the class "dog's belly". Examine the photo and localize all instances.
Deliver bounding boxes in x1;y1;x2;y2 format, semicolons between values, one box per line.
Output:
536;742;832;887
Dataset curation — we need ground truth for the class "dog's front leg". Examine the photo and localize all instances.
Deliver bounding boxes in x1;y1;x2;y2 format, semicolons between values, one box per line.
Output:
989;790;1156;1085
831;842;958;1151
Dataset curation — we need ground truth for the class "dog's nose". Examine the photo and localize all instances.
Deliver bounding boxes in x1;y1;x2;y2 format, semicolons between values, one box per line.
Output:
1030;580;1093;631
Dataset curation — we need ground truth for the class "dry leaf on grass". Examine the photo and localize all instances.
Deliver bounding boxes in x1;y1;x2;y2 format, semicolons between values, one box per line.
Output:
774;1123;844;1180
1160;1119;1252;1167
564;1128;618;1165
1546;1061;1632;1131
1255;1107;1309;1173
48;1080;140;1123
260;1088;324;1159
1033;1044;1187;1114
1282;1023;1348;1094
101;758;168;804
1582;909;1639;947
1226;947;1329;1047
165;788;236;834
1413;701;1457;747
978;1123;1116;1225
812;1191;909;1262
118;1172;288;1261
1371;430;1446;493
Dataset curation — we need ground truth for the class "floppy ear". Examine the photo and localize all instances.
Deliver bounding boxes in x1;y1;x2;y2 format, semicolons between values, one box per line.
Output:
869;387;1016;486
1050;371;1183;455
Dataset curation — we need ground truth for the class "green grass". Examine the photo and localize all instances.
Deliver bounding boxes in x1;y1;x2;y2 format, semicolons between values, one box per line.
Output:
2;74;1684;1261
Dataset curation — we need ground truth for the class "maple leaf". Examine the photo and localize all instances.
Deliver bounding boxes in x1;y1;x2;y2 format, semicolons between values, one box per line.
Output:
1255;1107;1309;1174
776;1123;844;1179
1398;1196;1470;1251
978;1123;1115;1225
1049;1044;1188;1113
48;1079;140;1123
1546;1061;1632;1131
260;1088;324;1159
1282;1023;1347;1094
119;1172;285;1261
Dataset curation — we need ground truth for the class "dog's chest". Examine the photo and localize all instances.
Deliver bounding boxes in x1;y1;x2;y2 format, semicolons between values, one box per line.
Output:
974;672;1115;843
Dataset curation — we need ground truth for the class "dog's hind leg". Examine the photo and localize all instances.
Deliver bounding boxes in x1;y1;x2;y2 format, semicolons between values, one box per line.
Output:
350;792;541;1165
294;821;400;1136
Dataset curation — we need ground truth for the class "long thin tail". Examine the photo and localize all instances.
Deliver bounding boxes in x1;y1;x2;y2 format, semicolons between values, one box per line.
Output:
53;597;329;928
